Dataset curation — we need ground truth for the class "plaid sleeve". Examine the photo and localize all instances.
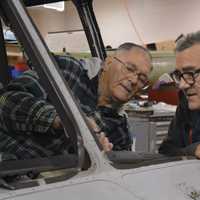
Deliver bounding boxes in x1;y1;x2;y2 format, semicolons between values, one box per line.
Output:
0;129;53;159
0;90;57;133
55;55;97;106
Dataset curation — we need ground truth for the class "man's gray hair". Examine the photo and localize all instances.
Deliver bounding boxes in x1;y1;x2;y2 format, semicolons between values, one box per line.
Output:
116;42;152;59
176;31;200;52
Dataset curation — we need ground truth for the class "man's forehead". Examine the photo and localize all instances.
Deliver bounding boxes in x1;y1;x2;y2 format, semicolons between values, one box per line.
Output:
176;44;200;70
118;48;150;62
125;47;149;56
130;48;151;66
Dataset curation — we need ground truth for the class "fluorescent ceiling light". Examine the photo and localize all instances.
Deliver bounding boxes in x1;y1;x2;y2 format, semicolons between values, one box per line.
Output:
43;2;64;12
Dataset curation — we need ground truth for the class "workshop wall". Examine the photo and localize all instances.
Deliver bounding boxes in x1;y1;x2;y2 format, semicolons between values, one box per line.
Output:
28;0;200;51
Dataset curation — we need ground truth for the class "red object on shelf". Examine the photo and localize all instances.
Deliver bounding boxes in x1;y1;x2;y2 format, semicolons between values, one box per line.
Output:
148;87;179;105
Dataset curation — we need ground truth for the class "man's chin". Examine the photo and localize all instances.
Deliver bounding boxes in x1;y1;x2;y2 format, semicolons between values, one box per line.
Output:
188;102;200;110
111;87;134;104
112;94;130;104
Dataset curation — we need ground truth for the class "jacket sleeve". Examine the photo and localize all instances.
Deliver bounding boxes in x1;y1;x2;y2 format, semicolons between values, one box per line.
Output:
159;95;200;156
0;90;57;134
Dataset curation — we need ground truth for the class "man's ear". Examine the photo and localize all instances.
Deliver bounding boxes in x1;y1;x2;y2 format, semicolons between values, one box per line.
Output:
102;56;114;71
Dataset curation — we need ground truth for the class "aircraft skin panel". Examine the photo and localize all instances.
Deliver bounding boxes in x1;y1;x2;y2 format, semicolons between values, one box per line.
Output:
122;159;200;200
0;160;199;200
1;180;139;200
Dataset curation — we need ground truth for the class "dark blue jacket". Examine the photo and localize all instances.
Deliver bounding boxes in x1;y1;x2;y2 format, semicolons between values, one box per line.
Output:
159;91;200;156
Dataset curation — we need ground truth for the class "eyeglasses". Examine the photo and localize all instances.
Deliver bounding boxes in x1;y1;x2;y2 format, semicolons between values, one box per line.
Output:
113;57;149;89
171;68;200;86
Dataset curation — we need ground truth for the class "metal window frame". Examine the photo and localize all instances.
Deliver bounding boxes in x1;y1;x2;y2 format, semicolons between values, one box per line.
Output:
0;0;108;172
72;0;106;60
0;0;88;167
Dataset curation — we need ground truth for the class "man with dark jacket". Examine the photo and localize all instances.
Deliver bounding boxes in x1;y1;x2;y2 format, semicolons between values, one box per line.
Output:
159;31;200;158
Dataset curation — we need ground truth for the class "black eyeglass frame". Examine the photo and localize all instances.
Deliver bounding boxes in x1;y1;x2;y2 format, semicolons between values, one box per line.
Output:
171;68;200;86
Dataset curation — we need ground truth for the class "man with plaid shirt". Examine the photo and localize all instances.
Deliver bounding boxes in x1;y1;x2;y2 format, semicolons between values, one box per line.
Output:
0;43;152;159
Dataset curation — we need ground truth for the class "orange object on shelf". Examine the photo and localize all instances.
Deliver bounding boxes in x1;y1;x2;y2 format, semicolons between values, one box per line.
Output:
15;63;29;71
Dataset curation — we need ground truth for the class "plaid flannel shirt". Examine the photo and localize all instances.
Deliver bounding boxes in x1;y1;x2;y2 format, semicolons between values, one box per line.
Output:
0;55;132;160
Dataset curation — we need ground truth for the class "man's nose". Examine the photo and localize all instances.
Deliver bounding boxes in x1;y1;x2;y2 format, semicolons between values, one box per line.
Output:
128;73;138;83
179;77;191;90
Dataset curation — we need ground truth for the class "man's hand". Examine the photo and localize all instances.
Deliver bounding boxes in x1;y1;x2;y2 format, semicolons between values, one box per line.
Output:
52;115;63;129
195;144;200;158
98;132;113;152
86;117;113;152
